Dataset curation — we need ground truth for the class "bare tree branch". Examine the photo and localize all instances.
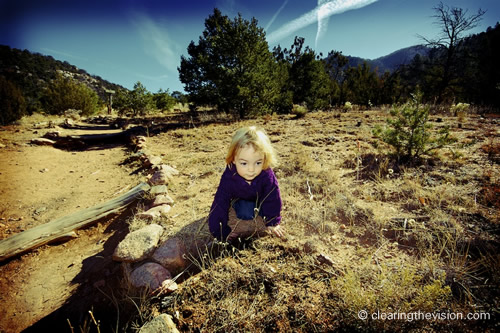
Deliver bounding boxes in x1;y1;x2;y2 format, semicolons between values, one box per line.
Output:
417;1;486;103
421;1;486;49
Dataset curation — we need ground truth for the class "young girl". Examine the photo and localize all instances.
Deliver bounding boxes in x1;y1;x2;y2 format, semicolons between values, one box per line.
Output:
208;126;285;242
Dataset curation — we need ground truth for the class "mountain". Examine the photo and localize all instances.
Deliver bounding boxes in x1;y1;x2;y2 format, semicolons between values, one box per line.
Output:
345;45;431;74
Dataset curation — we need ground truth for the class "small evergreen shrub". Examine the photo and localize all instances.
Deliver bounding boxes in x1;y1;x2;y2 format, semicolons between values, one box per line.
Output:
450;102;470;116
373;92;455;162
343;101;353;112
292;104;308;118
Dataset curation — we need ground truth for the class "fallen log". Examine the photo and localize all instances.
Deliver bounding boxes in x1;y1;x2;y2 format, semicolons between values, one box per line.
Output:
53;126;148;150
0;182;151;262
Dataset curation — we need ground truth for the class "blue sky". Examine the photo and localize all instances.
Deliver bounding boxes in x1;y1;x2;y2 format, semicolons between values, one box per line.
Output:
1;0;498;93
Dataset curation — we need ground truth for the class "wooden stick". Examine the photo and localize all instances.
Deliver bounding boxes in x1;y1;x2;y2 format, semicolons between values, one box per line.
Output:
0;182;150;262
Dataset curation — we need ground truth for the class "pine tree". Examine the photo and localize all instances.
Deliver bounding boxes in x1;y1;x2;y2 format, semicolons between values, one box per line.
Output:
178;9;281;118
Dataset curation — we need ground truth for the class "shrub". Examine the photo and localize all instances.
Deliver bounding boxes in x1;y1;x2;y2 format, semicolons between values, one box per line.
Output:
114;82;155;116
451;102;469;127
373;92;455;162
42;74;99;116
450;102;470;115
128;82;154;116
343;101;353;112
0;76;26;125
291;104;308;118
153;89;176;111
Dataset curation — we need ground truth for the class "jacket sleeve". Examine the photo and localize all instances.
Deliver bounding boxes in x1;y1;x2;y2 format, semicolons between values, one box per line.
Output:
208;171;233;241
259;169;282;227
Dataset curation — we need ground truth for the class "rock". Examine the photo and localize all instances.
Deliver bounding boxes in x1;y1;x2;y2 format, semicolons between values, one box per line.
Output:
157;164;179;175
139;313;179;333
64;118;74;127
33;121;48;129
150;185;168;195
148;165;179;186
34;206;47;215
136;136;147;143
113;224;164;262
130;135;146;146
154;279;179;295
142;155;162;167
151;194;174;208
303;240;317;254
124;151;147;164
136;205;171;220
317;253;335;266
43;131;61;140
160;279;178;292
152;238;188;275
149;170;170;186
129;262;172;290
64;109;81;120
31;138;56;146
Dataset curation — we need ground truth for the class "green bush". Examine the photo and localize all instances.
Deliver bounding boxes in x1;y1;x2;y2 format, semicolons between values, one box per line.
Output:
114;82;154;116
153;89;176;111
0;76;27;125
450;102;470;115
291;104;308;118
374;92;454;162
42;74;99;116
112;89;130;114
343;101;353;112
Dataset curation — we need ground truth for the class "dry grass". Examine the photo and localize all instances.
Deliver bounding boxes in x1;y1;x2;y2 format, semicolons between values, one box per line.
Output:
119;109;498;331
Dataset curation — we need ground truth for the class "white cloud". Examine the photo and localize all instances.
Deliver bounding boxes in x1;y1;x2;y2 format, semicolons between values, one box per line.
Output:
133;14;181;75
267;0;378;46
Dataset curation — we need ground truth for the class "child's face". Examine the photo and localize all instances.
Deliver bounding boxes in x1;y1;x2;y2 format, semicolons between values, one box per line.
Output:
234;144;264;183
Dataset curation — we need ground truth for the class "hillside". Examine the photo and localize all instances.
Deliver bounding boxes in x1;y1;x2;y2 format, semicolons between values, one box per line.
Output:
0;45;125;107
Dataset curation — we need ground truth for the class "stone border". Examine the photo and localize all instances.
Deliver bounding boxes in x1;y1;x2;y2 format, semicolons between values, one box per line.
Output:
113;135;186;332
32;125;185;330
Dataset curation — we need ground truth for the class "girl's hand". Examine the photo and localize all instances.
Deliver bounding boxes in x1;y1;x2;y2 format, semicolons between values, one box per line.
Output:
267;224;286;239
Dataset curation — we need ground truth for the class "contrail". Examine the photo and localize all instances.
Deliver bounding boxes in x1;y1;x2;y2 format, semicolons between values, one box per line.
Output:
267;0;378;45
265;0;289;31
316;0;330;49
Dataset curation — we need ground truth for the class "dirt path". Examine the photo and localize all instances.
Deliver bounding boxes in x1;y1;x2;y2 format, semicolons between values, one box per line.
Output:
0;120;143;332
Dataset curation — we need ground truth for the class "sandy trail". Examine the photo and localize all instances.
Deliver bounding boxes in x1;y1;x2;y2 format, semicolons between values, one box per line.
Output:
0;123;142;332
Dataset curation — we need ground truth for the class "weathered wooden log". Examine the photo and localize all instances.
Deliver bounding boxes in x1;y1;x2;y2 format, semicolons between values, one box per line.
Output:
53;126;148;149
0;182;150;262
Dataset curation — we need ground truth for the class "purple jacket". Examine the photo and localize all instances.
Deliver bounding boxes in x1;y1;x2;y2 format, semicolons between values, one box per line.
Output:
208;165;282;240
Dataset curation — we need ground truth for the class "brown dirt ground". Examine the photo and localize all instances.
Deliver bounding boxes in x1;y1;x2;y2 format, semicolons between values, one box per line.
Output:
0;118;143;332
